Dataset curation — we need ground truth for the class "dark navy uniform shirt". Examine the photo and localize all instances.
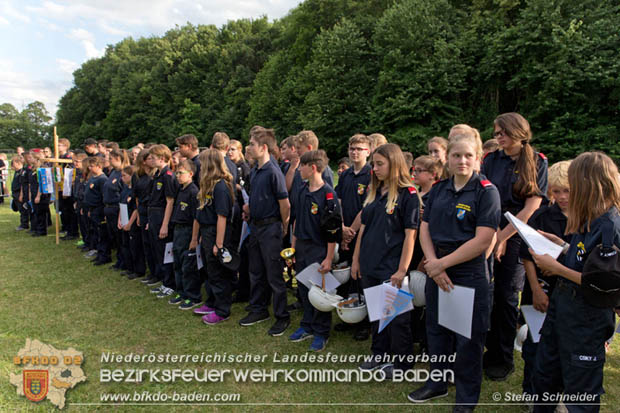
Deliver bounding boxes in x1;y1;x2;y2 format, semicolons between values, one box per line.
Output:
134;173;153;215
73;169;85;202
335;164;371;226
294;183;340;243
21;165;32;201
149;166;179;208
191;154;201;186
423;173;501;253
360;185;420;279
120;185;136;216
225;156;238;185
28;168;40;200
249;160;288;222
563;207;620;275
481;149;548;226
84;174;107;208
519;203;569;305
11;167;23;195
280;160;291;176
195;180;232;226
290;166;334;221
172;183;199;225
102;169;124;205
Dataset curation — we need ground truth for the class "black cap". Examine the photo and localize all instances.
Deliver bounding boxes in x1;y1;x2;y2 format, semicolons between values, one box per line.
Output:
83;138;97;146
217;247;240;272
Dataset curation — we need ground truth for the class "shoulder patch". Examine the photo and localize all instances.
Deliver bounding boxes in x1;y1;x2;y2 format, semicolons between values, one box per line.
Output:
538;152;547;160
166;170;173;176
432;180;441;187
480;179;492;188
408;186;417;194
483;151;493;160
326;192;334;201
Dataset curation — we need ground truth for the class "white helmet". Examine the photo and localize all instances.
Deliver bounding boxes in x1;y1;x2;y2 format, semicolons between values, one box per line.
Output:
308;283;342;312
409;271;427;307
332;266;351;284
514;324;528;352
334;293;367;324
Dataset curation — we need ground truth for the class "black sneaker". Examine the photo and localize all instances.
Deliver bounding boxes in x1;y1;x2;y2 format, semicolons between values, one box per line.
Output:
485;363;514;381
359;355;392;371
407;385;449;403
126;273;140;280
146;278;161;286
268;318;290;336
285;301;302;312
238;312;270;327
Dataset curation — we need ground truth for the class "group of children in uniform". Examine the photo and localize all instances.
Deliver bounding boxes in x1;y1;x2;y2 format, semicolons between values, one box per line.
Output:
8;113;620;412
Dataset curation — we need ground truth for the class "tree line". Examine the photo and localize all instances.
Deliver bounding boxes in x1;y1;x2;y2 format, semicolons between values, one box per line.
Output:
49;0;620;162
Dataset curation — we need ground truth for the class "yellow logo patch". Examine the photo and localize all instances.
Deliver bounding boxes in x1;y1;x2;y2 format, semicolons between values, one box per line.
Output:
311;202;318;215
357;184;366;195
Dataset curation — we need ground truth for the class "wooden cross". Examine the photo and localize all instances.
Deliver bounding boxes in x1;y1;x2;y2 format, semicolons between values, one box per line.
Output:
43;126;73;244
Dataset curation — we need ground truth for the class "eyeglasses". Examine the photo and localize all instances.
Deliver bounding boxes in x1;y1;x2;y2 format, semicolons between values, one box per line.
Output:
348;147;368;152
412;168;428;174
493;130;507;138
175;170;190;176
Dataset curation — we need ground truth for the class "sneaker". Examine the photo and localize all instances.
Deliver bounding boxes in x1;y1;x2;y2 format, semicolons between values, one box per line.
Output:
193;304;216;315
15;226;26;231
289;327;314;342
286;301;303;312
239;312;270;327
359;356;392;371
141;276;154;284
84;250;97;258
157;287;174;298
93;259;111;266
168;294;183;305
268;318;290;336
150;285;163;294
179;300;201;310
308;336;327;352
407;385;449;403
202;313;229;325
146;278;161;286
485;363;515;381
127;273;140;280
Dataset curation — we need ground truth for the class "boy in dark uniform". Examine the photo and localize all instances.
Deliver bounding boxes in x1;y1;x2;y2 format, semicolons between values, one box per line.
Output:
289;150;341;351
83;157;109;263
167;160;200;304
519;161;571;398
148;144;180;298
20;152;34;231
239;126;291;337
118;166;144;280
10;156;28;230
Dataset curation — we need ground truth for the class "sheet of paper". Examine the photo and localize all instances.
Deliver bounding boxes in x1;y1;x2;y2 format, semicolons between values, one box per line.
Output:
62;168;73;196
163;242;174;264
505;212;563;259
364;282;414;322
119;203;129;226
196;244;204;270
438;285;475;339
521;305;547;343
295;262;340;291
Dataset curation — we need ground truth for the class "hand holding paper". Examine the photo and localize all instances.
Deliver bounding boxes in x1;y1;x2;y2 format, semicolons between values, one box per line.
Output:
505;212;563;258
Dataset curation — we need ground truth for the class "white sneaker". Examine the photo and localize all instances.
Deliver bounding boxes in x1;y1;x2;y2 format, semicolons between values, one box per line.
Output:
157;287;174;298
150;285;163;294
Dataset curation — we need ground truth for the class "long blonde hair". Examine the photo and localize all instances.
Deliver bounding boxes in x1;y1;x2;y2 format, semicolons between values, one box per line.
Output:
197;149;234;209
364;143;413;213
566;152;620;233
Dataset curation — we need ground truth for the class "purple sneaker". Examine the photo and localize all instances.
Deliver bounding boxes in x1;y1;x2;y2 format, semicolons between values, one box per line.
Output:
193;304;215;315
202;313;229;325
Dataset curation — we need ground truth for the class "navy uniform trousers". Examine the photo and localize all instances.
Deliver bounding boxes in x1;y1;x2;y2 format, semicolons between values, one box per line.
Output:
296;238;331;339
425;263;490;406
532;280;614;413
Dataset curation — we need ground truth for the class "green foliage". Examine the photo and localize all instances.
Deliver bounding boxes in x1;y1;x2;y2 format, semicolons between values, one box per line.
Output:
0;101;53;149
53;0;620;163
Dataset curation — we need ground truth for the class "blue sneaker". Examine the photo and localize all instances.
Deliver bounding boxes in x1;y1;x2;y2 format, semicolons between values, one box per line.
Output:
309;336;328;352
289;327;313;342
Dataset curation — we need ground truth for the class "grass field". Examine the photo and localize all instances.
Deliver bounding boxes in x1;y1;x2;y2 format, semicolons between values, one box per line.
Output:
0;202;619;412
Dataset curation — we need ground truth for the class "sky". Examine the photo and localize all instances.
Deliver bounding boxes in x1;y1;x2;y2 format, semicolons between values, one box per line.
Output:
0;0;301;119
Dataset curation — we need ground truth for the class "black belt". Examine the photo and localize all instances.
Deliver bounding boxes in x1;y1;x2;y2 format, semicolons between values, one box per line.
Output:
148;206;164;211
105;203;119;208
252;217;280;227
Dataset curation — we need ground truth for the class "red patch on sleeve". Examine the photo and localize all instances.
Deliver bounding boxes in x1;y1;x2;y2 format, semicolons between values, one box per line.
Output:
483;151;492;160
538;152;547;160
408;186;417;194
166;170;173;176
326;192;334;200
480;179;492;188
432;180;440;187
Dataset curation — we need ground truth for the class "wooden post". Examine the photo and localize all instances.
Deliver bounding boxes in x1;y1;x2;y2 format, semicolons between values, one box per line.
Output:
43;126;72;245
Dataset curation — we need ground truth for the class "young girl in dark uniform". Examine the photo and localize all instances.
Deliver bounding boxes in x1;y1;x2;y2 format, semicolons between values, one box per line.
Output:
134;150;157;283
529;152;620;413
482;112;548;380
351;143;419;377
103;149;129;270
408;127;501;411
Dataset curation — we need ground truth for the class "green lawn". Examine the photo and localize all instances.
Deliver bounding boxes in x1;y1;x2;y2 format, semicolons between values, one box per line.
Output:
0;203;619;412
